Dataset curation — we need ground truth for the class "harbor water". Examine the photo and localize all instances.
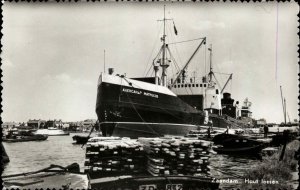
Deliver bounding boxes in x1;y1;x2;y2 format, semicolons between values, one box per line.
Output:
2;133;86;176
2;133;262;189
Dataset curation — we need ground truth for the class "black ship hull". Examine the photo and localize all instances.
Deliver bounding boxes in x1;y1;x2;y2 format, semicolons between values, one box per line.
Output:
100;122;201;138
96;74;205;138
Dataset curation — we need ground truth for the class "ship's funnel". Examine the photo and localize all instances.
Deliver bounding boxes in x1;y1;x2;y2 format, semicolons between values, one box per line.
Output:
108;68;114;75
223;92;231;99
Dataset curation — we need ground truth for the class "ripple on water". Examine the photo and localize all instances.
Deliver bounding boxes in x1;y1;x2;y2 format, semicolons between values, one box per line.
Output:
3;133;87;175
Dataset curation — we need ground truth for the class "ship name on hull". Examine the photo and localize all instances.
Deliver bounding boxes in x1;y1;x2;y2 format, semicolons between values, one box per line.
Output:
122;88;158;98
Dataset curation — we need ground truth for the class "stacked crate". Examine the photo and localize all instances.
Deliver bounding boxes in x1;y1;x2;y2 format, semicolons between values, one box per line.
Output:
138;137;212;177
84;137;146;178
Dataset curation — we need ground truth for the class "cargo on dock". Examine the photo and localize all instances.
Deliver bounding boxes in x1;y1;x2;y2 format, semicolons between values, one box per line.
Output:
84;137;146;178
84;136;218;189
138;137;212;176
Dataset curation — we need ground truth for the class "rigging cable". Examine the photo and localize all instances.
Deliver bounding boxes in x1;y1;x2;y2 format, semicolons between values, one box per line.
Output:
167;48;193;95
164;23;179;80
166;23;198;95
144;48;162;76
210;48;226;88
214;72;231;76
125;92;161;136
143;22;164;77
167;22;184;71
118;76;161;136
169;37;206;45
230;77;232;93
212;73;222;90
121;75;199;123
167;46;183;78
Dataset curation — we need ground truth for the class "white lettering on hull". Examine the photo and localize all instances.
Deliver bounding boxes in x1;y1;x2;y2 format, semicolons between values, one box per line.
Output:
122;88;158;98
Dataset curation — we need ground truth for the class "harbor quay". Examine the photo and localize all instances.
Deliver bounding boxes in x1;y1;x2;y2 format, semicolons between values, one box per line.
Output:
1;119;98;133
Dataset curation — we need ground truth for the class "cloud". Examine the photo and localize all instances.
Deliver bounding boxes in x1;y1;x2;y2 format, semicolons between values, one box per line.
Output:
193;21;226;31
55;73;71;82
74;78;93;86
45;73;93;86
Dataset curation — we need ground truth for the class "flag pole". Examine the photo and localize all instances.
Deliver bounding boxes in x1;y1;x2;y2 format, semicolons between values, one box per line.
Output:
104;50;106;73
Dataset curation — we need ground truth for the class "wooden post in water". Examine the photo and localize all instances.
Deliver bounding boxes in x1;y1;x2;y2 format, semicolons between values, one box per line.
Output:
279;130;289;161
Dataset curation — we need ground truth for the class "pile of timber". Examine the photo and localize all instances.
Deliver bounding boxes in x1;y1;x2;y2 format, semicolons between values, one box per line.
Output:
84;137;146;178
138;137;212;176
84;137;212;178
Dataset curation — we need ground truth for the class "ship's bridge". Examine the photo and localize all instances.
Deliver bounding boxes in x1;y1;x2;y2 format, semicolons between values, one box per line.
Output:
169;82;211;95
168;77;222;112
168;76;219;96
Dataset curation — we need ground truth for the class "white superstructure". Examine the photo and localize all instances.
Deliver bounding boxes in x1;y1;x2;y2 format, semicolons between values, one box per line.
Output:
34;127;69;136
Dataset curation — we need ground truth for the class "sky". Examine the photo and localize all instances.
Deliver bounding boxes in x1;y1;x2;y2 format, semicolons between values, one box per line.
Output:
1;2;299;123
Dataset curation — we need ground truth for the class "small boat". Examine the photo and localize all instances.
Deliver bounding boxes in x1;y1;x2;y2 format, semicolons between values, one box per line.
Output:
72;135;90;144
3;130;48;143
212;134;266;155
89;175;219;190
72;126;101;144
213;143;265;154
34;127;69;136
3;135;48;143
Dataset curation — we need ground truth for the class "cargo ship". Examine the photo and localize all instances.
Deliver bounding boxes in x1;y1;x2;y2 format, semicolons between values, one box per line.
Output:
96;72;205;138
96;7;253;138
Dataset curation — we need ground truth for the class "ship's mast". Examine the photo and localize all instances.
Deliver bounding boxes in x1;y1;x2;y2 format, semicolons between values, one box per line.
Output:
284;98;287;124
208;44;213;83
280;86;286;124
160;5;169;87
